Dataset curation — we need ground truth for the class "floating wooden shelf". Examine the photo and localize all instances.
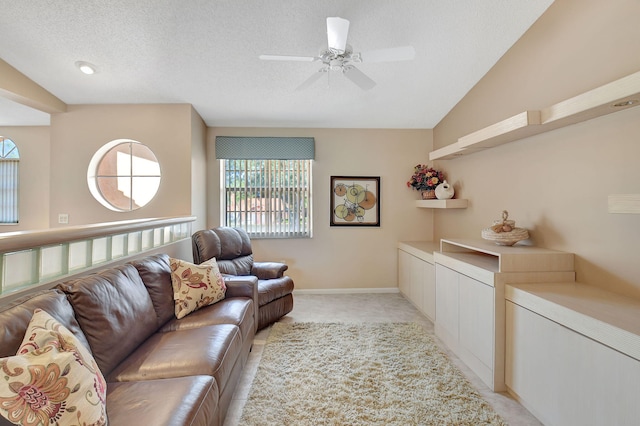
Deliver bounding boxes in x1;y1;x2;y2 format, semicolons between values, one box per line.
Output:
541;71;640;127
430;70;640;161
428;142;488;161
428;143;465;161
457;110;541;150
415;199;468;209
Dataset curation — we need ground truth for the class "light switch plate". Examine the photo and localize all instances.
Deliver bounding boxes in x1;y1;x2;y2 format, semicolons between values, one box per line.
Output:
608;194;640;214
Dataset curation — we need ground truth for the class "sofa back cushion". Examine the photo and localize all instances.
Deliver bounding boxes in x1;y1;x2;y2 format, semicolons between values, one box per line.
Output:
192;227;253;275
0;289;90;358
57;264;158;376
129;253;175;327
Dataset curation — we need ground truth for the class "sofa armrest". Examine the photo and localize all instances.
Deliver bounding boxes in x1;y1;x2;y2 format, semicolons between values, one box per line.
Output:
223;275;259;333
224;275;258;299
251;262;288;279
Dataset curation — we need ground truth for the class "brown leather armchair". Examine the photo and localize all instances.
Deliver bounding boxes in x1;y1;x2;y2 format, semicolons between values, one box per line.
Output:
192;227;294;330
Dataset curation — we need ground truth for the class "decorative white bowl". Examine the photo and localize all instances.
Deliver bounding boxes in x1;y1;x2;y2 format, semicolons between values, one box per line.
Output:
481;227;529;246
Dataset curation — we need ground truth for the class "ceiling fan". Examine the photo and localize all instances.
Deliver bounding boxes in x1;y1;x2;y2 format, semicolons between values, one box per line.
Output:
259;17;415;91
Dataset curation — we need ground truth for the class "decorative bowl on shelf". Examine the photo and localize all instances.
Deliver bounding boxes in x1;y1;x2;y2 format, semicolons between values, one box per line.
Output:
481;210;529;246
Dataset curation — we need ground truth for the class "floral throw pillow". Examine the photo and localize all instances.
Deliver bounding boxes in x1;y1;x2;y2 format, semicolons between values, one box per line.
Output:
169;257;226;319
0;309;107;426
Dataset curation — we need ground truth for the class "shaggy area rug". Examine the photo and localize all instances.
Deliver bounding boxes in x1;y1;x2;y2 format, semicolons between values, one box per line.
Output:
238;322;506;425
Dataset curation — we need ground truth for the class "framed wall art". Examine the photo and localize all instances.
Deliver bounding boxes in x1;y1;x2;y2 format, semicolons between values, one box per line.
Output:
330;176;380;227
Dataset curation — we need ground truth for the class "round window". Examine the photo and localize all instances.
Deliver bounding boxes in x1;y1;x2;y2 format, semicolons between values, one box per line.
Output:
87;139;161;212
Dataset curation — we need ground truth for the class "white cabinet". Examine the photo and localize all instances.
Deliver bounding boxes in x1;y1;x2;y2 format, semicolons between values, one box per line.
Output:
435;263;495;388
434;264;458;339
458;273;494;369
505;282;640;425
397;241;438;322
421;258;435;322
434;239;575;391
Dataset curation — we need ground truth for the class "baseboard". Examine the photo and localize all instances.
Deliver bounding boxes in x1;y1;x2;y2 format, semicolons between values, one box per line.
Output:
293;288;400;295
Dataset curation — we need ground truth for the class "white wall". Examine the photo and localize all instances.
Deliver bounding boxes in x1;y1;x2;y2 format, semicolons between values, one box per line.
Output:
433;0;640;298
207;127;433;291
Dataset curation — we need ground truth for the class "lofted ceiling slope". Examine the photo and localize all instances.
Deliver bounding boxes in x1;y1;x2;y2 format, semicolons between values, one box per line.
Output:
0;1;554;128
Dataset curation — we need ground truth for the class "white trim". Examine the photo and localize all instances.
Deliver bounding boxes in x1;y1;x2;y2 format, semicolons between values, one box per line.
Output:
293;287;399;295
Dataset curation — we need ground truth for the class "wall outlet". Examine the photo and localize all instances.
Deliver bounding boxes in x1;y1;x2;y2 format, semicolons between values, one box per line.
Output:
58;213;69;224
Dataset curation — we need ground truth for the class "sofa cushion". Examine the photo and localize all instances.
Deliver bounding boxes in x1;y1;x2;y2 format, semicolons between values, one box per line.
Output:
129;253;175;327
106;376;218;426
57;264;158;376
169;258;226;319
159;297;255;341
0;309;107;426
107;324;242;395
0;289;89;358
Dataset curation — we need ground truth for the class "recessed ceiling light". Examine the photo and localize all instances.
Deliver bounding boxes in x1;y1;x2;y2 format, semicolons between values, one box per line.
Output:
75;61;97;75
612;99;638;108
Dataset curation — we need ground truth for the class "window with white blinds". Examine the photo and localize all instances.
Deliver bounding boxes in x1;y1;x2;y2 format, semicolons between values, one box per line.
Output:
0;137;19;224
220;159;312;238
216;136;315;239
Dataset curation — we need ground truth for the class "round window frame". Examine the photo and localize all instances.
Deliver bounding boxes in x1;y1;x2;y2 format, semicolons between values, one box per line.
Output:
87;139;161;212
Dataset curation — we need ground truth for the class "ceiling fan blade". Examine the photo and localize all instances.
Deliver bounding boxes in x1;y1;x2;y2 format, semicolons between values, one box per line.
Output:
327;17;350;53
360;46;416;63
259;54;317;62
295;69;327;91
343;66;376;90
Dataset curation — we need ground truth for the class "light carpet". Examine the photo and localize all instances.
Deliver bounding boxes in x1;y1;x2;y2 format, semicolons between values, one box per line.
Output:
238;322;507;426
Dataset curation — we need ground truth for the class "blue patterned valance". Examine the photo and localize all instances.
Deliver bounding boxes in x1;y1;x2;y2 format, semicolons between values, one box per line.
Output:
215;136;315;160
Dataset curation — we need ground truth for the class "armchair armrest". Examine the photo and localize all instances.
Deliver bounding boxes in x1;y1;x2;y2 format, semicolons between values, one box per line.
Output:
251;262;288;279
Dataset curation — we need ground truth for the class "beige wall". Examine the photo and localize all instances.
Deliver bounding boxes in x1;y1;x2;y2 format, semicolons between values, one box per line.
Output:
190;106;207;232
207;127;433;290
433;0;640;298
49;104;197;227
0;126;50;231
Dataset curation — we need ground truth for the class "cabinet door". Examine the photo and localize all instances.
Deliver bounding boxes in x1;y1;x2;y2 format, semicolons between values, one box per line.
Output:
422;261;435;321
458;274;494;369
506;301;640;426
398;250;410;297
435;264;459;340
409;255;425;312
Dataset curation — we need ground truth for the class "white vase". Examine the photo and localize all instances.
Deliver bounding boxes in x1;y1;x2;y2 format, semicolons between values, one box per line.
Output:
435;180;454;200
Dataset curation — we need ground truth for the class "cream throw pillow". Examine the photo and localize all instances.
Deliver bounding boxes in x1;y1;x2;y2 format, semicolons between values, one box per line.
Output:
0;309;107;426
169;257;226;319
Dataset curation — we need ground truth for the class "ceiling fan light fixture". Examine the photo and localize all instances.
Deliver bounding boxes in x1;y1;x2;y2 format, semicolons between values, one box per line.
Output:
75;61;97;75
259;16;414;91
327;17;350;54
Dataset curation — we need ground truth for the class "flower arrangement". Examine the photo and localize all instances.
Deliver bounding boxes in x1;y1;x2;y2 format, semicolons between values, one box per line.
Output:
406;164;444;191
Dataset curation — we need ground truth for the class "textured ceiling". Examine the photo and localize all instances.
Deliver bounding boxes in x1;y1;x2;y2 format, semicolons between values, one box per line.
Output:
0;0;554;128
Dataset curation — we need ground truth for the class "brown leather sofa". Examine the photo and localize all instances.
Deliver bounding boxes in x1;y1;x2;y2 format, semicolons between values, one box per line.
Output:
0;253;258;426
192;227;294;329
